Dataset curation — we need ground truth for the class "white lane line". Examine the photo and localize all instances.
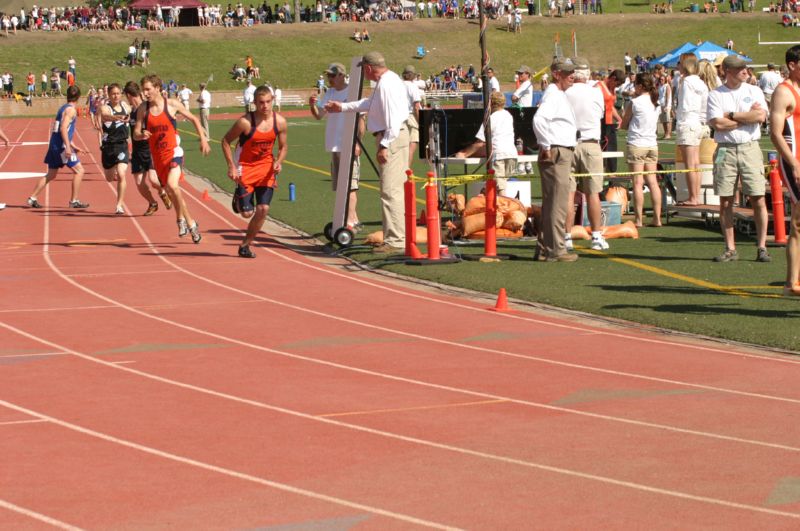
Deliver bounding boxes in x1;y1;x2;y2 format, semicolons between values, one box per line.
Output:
1;337;799;522
187;188;800;367
0;172;47;180
0;419;48;426
0;305;116;314
0;498;84;530
0;352;66;359
66;270;180;278
35;178;800;454
0;399;457;530
0;119;34;169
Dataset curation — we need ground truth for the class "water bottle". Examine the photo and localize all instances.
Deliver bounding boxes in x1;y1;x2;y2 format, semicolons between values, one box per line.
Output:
288;182;296;202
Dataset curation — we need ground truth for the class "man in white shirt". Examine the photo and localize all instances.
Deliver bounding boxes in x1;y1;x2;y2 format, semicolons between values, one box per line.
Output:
533;58;578;262
178;84;193;109
759;63;783;106
487;67;501;93
453;91;517;196
707;54;769;263
624;52;632;75
403;65;423;168
511;65;533;106
565;57;608;252
325;51;410;253
197;82;211;137
310;62;364;230
243;79;256;112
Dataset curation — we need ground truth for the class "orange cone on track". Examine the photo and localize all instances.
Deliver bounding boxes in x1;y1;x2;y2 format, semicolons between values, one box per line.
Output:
488;288;511;312
201;189;211;201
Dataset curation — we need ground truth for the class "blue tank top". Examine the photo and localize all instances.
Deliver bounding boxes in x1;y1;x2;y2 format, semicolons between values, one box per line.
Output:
49;103;76;152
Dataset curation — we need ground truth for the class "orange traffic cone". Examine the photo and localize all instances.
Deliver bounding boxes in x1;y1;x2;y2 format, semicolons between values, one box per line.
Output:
417;208;426;226
201;189;211;201
488;288;511;312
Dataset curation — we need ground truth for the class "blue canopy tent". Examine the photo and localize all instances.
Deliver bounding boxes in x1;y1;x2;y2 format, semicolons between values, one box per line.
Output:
651;41;752;68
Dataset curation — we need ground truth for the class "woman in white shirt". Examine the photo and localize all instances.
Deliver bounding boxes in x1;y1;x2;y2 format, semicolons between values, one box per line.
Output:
622;72;662;227
675;53;709;206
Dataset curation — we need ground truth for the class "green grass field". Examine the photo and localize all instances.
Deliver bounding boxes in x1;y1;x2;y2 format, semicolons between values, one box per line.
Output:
175;115;800;353
0;13;796;93
6;14;800;352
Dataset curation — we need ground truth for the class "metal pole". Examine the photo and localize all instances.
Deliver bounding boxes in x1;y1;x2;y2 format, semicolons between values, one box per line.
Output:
478;0;492;164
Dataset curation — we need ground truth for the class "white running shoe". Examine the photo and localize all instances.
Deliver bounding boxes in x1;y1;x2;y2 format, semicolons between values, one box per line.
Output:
565;237;574;251
591;237;609;251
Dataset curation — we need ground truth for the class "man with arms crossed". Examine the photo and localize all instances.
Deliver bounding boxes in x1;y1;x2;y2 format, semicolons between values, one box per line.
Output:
28;85;89;209
310;62;364;231
770;45;800;294
221;86;288;258
325;51;410;254
134;74;210;243
707;55;769;263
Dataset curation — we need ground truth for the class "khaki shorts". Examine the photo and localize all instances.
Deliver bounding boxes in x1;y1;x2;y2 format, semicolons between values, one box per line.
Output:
330;151;361;191
659;107;672;123
626;144;659;165
676;122;709;147
407;114;419;144
712;141;765;197
492;158;516;194
571;141;604;194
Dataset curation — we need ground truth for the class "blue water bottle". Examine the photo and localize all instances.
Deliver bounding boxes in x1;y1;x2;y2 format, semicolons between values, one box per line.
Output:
288;182;296;202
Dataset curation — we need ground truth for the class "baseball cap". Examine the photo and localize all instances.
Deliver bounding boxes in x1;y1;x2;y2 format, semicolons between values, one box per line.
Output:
722;54;747;70
358;51;386;67
550;58;576;73
516;65;532;74
403;65;416;75
325;62;346;76
571;56;590;70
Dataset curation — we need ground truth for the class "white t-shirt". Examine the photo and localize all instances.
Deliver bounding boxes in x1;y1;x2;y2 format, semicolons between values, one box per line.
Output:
243;84;256;105
626;94;660;147
475;108;517;161
199;89;211;109
404;80;422;113
320;86;348;152
676;74;708;126
178;87;193;105
513;79;533;106
759;70;782;96
565;82;603;142
488;76;500;92
707;82;767;144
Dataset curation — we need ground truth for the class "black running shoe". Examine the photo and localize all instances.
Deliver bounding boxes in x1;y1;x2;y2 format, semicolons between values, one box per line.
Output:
238;244;256;258
69;199;89;209
27;197;42;208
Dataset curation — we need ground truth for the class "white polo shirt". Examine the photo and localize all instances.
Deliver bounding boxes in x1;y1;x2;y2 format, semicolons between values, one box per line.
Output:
565;82;603;142
340;69;409;148
707;82;766;144
513;78;533;107
320;86;348;152
533;84;577;150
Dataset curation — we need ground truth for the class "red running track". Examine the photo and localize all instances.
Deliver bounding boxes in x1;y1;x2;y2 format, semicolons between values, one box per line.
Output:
2;117;800;529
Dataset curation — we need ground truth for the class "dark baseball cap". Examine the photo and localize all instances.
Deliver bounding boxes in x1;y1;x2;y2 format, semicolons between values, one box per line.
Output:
551;58;576;73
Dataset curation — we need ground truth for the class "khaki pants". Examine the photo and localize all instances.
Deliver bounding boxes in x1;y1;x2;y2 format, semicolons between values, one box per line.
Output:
378;123;410;248
538;146;575;258
200;108;210;138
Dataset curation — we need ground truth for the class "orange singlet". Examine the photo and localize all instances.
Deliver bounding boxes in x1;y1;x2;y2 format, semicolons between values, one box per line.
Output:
144;102;184;186
598;81;615;125
778;80;800;204
235;112;278;191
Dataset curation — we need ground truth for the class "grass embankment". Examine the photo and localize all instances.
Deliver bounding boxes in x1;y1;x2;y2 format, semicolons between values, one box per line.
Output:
175;116;800;353
0;13;794;93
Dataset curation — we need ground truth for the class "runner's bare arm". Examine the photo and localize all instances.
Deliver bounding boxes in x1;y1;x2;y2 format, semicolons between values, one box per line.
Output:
98;104;115;123
273;114;288;174
769;85;800;185
133;104;149;141
170;98;211;155
61;107;80;155
220;117;250;182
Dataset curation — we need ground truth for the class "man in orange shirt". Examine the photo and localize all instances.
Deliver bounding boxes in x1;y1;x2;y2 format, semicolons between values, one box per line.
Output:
220;86;288;258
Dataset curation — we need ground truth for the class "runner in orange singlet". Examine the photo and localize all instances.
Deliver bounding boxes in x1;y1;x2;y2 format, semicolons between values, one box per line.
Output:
221;86;288;258
770;45;800;296
134;74;210;243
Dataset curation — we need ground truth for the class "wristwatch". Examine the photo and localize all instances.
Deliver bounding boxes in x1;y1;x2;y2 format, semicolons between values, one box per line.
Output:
728;111;735;120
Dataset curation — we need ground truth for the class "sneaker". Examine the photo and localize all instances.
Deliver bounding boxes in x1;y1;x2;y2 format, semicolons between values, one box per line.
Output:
159;190;173;210
27;197;42;208
177;218;188;237
713;248;738;262
115;206;125;215
69;199;89;209
591;237;609;251
238;244;256;258
756;247;772;263
546;253;579;262
564;236;574;251
143;202;158;216
188;221;201;243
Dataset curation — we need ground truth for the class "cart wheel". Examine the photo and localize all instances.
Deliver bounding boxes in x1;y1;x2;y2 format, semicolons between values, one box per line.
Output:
334;227;354;247
323;222;334;241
